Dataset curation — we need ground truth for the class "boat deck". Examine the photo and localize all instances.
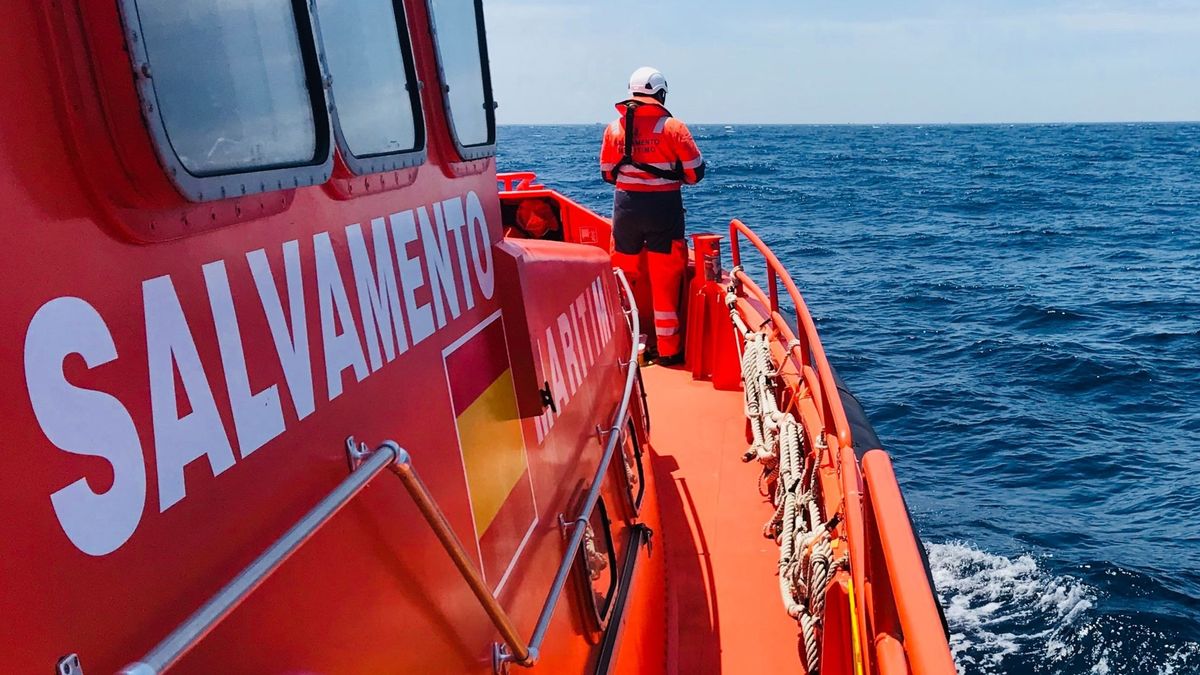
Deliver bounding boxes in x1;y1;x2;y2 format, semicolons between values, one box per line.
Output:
644;364;802;674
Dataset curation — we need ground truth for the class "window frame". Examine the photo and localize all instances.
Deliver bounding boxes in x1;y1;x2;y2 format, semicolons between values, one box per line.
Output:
117;0;334;203
619;417;646;516
314;0;428;175
575;495;621;631
427;0;497;160
635;365;651;437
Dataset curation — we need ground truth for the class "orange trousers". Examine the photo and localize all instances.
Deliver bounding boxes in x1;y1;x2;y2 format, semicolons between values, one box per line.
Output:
613;239;687;357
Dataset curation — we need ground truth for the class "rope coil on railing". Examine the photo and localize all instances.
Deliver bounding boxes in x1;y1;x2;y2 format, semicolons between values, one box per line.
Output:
726;286;846;675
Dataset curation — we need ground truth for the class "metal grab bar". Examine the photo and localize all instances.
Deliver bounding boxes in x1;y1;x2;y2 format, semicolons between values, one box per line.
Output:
122;267;641;674
121;440;531;674
497;266;641;668
386;442;531;664
120;443;405;674
728;218;853;449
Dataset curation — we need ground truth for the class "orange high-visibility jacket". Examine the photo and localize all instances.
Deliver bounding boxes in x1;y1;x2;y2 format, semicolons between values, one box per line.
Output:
600;98;705;192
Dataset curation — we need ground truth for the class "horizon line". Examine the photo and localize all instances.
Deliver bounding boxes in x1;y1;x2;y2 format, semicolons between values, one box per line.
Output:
499;119;1200;127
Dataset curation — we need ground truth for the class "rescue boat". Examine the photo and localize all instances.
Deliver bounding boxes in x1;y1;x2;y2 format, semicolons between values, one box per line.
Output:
1;0;955;673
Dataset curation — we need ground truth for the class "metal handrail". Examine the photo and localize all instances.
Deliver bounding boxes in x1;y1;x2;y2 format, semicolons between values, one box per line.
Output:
120;443;405;674
121;440;531;674
385;441;530;663
121;267;641;674
499;266;641;667
728;218;853;449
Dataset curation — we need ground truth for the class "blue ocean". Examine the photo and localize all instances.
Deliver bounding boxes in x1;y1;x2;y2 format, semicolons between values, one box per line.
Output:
499;123;1200;674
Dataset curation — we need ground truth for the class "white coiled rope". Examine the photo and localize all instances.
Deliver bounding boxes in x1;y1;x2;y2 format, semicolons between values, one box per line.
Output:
726;284;842;674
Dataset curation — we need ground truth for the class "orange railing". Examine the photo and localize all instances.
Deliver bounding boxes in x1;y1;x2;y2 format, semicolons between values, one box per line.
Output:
496;171;558;205
728;219;953;675
861;451;956;675
728;219;852;449
497;171;544;192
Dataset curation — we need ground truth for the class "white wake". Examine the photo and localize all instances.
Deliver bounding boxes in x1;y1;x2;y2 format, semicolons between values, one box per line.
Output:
926;541;1095;673
924;541;1200;674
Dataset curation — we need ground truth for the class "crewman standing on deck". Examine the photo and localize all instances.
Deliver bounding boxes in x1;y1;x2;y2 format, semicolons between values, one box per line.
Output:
600;66;705;366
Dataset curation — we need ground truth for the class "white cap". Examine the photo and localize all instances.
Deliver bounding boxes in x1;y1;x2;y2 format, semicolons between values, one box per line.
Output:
628;66;668;97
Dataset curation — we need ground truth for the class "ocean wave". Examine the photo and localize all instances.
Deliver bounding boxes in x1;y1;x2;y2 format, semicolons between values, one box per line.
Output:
710;160;780;176
927;541;1200;675
928;541;1093;672
1010;302;1092;328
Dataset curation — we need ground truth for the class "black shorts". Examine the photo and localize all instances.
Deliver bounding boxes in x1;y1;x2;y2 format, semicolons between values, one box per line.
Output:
612;189;685;255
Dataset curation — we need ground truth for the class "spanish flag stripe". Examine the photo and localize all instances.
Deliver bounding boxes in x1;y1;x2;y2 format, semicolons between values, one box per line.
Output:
478;467;537;588
455;369;528;533
445;318;511;417
445;313;537;588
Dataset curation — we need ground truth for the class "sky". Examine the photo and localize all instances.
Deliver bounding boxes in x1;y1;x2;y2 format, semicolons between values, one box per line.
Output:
482;0;1200;124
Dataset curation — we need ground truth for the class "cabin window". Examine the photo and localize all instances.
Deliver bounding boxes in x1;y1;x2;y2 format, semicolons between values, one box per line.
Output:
135;0;322;175
619;419;646;515
577;496;621;630
428;0;497;157
315;0;425;169
635;366;651;437
118;0;332;202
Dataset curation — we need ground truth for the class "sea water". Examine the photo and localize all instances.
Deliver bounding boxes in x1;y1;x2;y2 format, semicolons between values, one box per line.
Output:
499;123;1200;674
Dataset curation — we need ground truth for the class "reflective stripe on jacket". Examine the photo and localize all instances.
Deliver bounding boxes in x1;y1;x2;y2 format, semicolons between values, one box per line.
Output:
599;96;705;192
